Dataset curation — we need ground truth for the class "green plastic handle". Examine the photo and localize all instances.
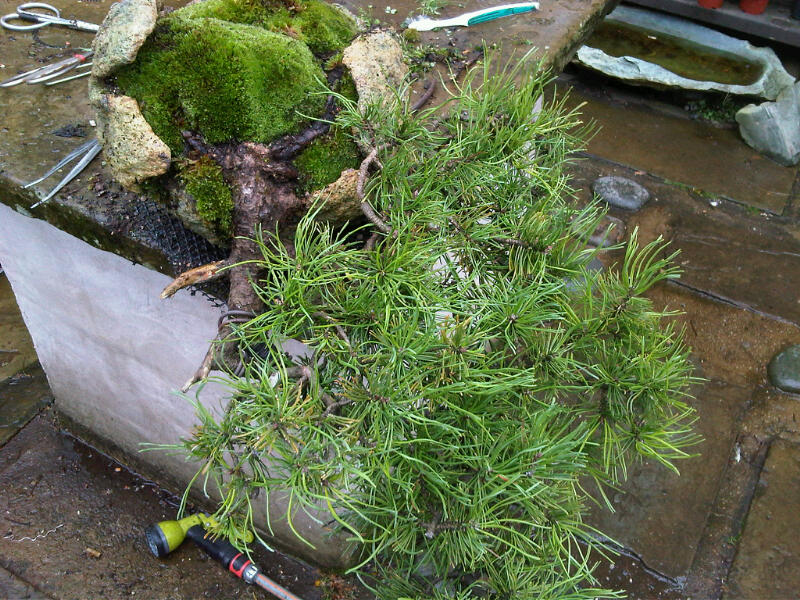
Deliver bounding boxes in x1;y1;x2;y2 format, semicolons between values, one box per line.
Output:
467;4;535;26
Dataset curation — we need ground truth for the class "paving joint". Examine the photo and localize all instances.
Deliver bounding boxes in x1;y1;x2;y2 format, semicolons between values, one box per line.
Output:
668;280;800;329
684;414;769;598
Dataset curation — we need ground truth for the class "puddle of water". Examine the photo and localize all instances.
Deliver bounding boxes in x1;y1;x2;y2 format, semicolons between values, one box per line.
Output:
585;20;762;86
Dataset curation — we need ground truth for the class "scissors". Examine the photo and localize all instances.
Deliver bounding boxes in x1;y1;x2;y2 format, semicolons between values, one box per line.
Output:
1;2;99;32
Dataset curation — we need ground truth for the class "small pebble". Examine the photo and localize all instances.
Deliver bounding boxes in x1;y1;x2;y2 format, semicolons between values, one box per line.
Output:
592;176;650;211
768;345;800;394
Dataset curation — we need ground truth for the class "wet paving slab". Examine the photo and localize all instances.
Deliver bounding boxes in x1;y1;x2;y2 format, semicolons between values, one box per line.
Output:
725;437;800;599
556;65;800;595
0;412;371;600
569;156;800;328
557;69;799;215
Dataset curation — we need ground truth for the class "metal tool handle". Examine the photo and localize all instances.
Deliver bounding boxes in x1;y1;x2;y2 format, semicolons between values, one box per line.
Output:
1;2;99;32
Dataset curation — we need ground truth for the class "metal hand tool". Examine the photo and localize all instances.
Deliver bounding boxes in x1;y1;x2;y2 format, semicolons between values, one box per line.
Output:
25;138;102;208
1;2;99;32
405;1;539;31
0;50;92;87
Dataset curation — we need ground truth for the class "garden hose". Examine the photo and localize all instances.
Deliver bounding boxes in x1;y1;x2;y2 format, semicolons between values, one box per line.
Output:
145;515;304;600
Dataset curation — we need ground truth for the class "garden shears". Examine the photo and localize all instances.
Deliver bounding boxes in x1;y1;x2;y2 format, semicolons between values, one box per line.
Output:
1;2;99;32
405;1;539;31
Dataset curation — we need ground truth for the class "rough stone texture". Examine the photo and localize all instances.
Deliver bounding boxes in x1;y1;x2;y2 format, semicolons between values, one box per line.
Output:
90;0;159;80
736;82;800;167
0;202;349;568
768;344;800;394
310;168;362;223
163;177;229;248
592;175;650;210
93;94;171;191
725;440;800;599
576;5;795;100
342;30;408;113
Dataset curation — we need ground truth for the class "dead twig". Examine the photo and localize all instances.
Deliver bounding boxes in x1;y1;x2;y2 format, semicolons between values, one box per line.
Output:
357;144;392;235
161;259;229;299
411;77;437;113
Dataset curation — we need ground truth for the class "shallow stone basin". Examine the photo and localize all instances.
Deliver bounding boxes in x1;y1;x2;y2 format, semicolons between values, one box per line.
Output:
577;5;795;100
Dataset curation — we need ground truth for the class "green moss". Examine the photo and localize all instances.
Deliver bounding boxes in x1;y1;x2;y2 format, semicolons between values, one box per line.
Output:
294;72;360;193
179;157;234;237
116;0;357;154
289;1;357;55
173;0;356;56
294;124;360;193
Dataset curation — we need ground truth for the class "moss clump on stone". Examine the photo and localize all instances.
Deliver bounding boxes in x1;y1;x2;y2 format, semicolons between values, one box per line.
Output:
294;72;360;193
294;125;360;193
179;157;234;237
115;0;357;154
166;0;356;56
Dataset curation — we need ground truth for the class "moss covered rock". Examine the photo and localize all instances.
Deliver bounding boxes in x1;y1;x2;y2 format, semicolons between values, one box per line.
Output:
178;157;234;240
115;13;337;153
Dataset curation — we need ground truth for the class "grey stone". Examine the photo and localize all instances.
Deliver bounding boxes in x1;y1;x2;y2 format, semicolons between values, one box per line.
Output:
592;176;650;211
768;344;800;393
736;82;800;167
93;94;171;191
576;6;796;100
90;0;159;80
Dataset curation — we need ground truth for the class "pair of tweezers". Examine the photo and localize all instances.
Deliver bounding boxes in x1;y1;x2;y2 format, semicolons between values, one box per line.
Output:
0;51;93;87
25;138;101;207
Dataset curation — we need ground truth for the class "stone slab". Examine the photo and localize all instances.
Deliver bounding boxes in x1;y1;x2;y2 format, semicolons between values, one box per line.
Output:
725;439;800;599
568;156;800;328
560;81;798;214
585;278;800;581
587;379;746;579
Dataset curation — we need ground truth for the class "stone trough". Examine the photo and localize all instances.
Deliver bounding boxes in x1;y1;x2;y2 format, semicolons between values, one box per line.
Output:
576;5;795;100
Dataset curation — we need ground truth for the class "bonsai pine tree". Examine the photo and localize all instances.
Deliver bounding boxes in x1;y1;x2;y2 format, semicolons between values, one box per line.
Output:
170;55;698;598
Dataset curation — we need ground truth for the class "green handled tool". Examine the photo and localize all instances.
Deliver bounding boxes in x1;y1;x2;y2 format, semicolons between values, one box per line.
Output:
145;514;304;600
405;1;539;31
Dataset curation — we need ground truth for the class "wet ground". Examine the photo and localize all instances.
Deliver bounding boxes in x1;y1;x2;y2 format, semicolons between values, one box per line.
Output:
3;8;800;600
